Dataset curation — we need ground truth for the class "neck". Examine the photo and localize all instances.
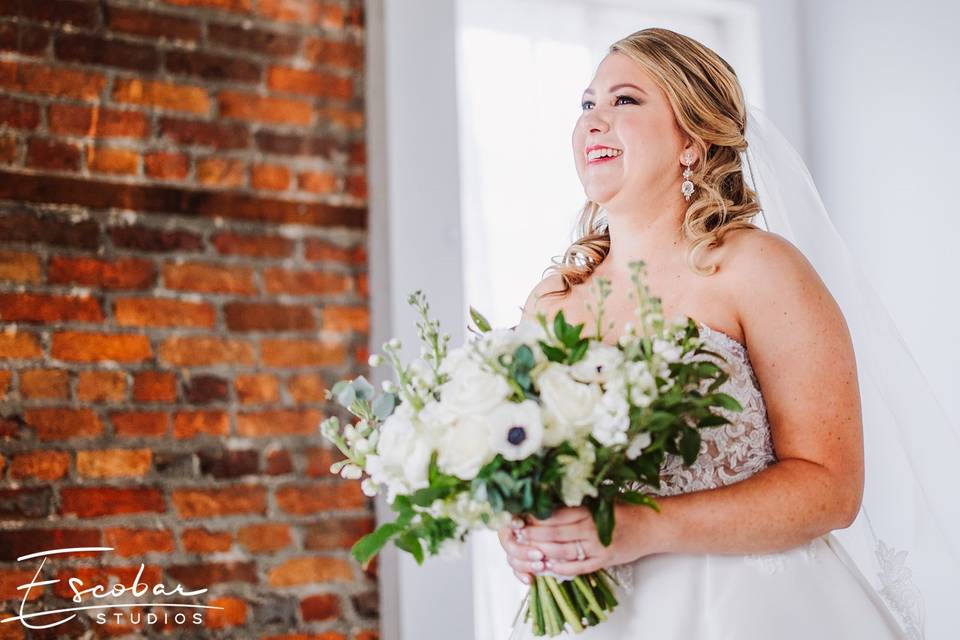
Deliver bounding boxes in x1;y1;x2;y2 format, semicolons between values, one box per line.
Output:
601;196;688;278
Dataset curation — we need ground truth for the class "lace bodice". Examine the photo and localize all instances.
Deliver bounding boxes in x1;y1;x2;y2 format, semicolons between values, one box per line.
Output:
639;321;779;498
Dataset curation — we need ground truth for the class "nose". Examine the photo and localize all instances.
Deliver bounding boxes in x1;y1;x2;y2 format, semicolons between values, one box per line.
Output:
582;108;609;135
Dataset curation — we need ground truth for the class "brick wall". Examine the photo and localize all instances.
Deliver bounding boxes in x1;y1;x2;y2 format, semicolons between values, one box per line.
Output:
0;0;375;638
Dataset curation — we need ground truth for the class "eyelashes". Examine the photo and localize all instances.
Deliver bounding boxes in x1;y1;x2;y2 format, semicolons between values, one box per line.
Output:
580;95;639;111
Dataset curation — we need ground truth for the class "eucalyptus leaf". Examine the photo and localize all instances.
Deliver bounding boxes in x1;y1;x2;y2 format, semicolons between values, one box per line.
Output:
469;305;493;332
372;392;396;420
353;376;375;401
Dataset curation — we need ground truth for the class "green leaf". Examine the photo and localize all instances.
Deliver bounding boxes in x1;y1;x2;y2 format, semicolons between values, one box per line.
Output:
395;531;424;564
353;376;375;400
678;427;702;466
618;491;661;513
553;309;569;344
538;341;566;363
697;414;730;428
568;340;589;364
710;392;743;412
335;383;356;407
591;499;615;546
372;392;396;420
469;305;493;333
351;521;406;567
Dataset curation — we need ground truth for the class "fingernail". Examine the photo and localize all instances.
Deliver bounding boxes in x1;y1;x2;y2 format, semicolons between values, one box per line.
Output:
532;560;544;571
521;574;530;584
527;549;543;561
545;560;554;569
511;517;525;529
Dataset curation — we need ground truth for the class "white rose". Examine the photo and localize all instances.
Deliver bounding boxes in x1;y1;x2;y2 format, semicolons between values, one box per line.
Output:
440;359;511;417
569;343;624;385
437;414;495;480
488;400;544;461
366;412;432;502
559;440;598;507
591;388;630;446
538;363;602;434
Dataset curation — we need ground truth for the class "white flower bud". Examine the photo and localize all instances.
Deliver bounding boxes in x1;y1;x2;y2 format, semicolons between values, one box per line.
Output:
340;463;363;479
361;478;379;496
368;354;384;367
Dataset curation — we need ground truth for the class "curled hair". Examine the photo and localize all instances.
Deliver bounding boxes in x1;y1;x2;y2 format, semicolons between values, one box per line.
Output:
542;27;762;298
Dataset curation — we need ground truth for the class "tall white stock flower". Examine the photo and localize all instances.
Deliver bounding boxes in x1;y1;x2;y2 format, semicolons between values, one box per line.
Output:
437;414;495;480
625;360;656;407
569;343;624;385
590;386;630;446
625;431;653;460
488;399;544;461
537;362;602;446
559;440;598;507
652;336;682;362
439;357;511;417
364;410;432;502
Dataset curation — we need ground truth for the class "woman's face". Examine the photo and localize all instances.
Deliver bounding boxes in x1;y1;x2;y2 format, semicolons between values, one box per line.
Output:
572;52;689;211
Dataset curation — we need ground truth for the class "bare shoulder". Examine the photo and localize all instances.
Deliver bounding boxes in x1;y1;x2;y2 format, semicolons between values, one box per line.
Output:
520;272;567;323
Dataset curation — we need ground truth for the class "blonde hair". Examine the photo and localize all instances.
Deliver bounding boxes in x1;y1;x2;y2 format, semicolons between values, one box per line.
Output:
542;27;762;298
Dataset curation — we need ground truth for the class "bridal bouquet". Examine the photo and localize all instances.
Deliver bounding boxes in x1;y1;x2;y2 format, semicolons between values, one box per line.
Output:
320;261;742;636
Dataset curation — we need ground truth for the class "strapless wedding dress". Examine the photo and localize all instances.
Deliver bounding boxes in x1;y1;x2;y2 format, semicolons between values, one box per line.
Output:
474;322;910;640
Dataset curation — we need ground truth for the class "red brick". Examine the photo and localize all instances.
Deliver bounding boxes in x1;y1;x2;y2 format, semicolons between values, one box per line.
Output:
105;6;202;42
317;105;364;130
207;22;301;56
254;0;329;24
0;329;42;359
207;596;247;629
265;447;293;474
260;339;346;367
224;302;315;332
237;409;322;437
87;146;139;175
301;593;341;621
305;446;344;477
163;262;255;294
52;331;152;363
236;523;291;552
321;305;369;333
0;132;17;163
305;37;364;70
144;151;189;179
113;78;210;115
132;371;178;402
0;529;101;563
0;209;100;249
181;528;232;552
267;556;353;587
48;104;150;138
0;292;101;324
276;482;366;515
234;374;279;404
0;22;50;56
112;410;169;437
171;487;267;518
166;50;261;84
159;336;255;366
212;231;293;257
24;408;102;440
26;138;81;171
0;486;52;519
60;487;165;517
198;448;257;478
173;411;229;439
0;370;10;399
48;256;155;290
268;66;352;99
298;170;338;194
20;369;69;399
263;268;352;295
304;515;375;550
110;225;203;253
115;297;216;328
184;375;228;404
287;373;328;403
56;33;159;73
0;61;106;100
9;450;70;480
251;164;291;191
0;250;40;283
0;0;99;28
0;567;44;601
159;119;249;153
76;370;127;402
0;96;40;129
104;528;175;556
218;91;312;126
196;157;246;188
346;174;367;200
163;0;253;14
76;449;152;478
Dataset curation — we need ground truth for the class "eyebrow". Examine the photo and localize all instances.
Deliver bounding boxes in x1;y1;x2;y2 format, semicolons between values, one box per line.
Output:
582;83;648;97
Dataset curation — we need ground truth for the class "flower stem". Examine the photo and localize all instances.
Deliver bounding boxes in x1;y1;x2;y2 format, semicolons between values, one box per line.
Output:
545;577;584;632
536;576;563;635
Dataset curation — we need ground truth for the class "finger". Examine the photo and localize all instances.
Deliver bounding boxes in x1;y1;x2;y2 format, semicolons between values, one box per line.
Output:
497;526;547;563
522;522;588;543
506;554;547;575
513;569;533;585
528;506;591;526
530;540;588;562
543;557;604;576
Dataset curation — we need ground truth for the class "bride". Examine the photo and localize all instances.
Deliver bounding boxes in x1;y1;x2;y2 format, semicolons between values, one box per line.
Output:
479;27;958;639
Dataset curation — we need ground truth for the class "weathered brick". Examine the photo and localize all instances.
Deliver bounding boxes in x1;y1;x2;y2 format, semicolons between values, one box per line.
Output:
76;370;127;402
267;556;353;587
298;170;337;194
207;596;248;629
0;292;101;324
166;50;261;83
196;157;246;188
0;250;40;283
198;448;258;478
251;164;291;191
0;329;42;359
163;0;253;14
159;336;255;366
0;370;10;399
265;447;293;475
237;523;291;552
166;561;257;589
317;104;364;130
207;22;301;56
0;22;50;56
0;529;101;562
304;446;344;478
305;37;364;70
9;450;71;480
110;225;203;253
183;375;228;404
300;593;341;621
267;66;352;99
20;368;69;399
304;515;375;550
224;302;315;332
276;482;366;515
105;6;202;42
260;338;346;367
76;449;152;478
351;590;378;619
0;61;106;100
60;487;165;517
56;33;160;73
234;373;279;404
218;91;312;126
0;486;52;519
103;528;175;556
115;297;216;328
48;104;150;139
254;0;328;24
144;151;189;179
0;567;44;601
0;96;41;130
112;410;169;437
113;78;210;115
0;0;99;28
49;256;155;290
24;408;102;440
158;117;249;150
287;373;328;403
237;409;321;437
181;528;232;552
263;268;352;295
52;331;151;362
173;410;229;438
212;231;293;257
26;138;81;172
321;305;369;333
132;371;178;402
346;174;367;200
87;146;139;175
163;262;256;294
171;486;267;518
0;209;100;250
0;132;17;163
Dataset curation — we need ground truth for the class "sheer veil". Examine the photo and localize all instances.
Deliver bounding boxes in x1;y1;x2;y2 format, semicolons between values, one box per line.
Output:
742;103;960;639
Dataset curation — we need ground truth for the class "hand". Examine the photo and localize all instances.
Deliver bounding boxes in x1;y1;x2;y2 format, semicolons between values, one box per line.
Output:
497;515;545;585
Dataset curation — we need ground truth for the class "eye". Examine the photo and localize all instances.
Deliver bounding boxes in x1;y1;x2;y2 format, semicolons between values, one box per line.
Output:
580;95;639;111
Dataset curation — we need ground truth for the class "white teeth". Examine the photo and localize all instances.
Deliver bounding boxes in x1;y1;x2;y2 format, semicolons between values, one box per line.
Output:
587;148;622;161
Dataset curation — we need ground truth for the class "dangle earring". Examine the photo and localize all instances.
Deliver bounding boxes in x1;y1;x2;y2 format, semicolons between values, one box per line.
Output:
681;151;696;201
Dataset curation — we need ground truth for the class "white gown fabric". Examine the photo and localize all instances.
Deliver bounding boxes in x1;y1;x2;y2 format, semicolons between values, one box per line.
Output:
485;321;909;640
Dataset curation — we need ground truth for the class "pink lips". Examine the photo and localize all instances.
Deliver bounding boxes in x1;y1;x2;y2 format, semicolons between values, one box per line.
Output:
585;144;622;165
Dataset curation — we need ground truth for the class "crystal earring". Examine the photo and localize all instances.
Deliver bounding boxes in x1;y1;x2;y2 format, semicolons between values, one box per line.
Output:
681;151;695;201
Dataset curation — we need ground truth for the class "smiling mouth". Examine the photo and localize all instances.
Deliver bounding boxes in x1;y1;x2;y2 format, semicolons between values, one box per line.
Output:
586;148;623;164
